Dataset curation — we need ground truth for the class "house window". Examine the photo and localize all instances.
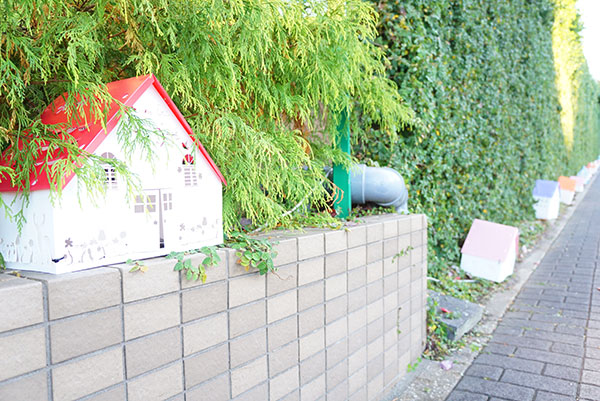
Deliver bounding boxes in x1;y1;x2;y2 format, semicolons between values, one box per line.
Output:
134;194;157;213
101;152;117;189
134;195;144;213
182;155;198;187
163;193;173;211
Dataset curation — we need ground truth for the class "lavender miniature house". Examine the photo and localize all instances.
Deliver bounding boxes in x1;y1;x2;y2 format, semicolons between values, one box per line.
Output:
532;180;560;220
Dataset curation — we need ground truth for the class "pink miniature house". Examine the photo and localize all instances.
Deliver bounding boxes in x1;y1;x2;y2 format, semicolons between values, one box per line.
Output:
460;219;519;282
0;75;226;274
570;176;584;193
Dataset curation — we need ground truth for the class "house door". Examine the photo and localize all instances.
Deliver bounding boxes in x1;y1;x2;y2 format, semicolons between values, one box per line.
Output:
159;189;175;249
130;190;161;253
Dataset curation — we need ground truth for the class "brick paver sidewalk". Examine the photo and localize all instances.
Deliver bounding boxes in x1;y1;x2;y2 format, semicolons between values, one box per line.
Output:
446;177;600;401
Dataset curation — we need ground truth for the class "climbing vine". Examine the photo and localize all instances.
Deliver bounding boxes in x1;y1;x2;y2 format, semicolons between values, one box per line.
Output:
365;0;600;296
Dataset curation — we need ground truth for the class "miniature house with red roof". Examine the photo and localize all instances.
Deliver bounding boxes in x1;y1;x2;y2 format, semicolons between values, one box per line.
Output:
0;75;226;274
460;219;519;283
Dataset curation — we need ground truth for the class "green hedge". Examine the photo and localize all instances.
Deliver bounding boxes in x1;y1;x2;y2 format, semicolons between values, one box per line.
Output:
364;0;600;278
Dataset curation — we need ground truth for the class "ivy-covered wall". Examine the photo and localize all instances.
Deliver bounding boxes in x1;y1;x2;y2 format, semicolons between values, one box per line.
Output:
363;0;600;285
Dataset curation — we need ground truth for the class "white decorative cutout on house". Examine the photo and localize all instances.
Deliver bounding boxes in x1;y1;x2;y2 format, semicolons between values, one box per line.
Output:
0;74;226;274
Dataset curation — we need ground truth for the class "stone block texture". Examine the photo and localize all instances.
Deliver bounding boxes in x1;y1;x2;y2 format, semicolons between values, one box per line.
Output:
0;214;427;401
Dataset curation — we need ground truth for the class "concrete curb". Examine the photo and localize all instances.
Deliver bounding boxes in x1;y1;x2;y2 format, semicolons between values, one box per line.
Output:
382;172;598;401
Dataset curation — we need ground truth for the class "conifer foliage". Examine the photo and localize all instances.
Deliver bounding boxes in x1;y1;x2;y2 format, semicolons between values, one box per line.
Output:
0;0;413;230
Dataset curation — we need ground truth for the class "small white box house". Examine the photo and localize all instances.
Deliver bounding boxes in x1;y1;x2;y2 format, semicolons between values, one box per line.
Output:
577;166;591;185
558;176;576;205
587;162;598;175
460;219;519;283
532;180;560;220
570;176;584;193
0;74;226;274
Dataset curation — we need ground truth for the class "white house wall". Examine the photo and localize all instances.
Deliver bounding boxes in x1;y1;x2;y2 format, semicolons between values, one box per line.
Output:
0;191;56;270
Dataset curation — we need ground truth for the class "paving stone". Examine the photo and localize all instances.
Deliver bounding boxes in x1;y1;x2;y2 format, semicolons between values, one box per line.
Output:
550;341;584;357
490;334;552;351
483;343;516;356
534;392;574;401
582;370;600;384
473;354;544;374
523;329;582;345
514;347;582;367
580;384;600;400
500;369;577;396
464;363;503;380
543;363;580;382
445;391;488;401
455;376;535;401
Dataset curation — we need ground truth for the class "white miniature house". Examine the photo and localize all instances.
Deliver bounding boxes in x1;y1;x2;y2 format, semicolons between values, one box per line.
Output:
0;74;226;274
558;176;576;205
460;219;519;283
532;179;560;220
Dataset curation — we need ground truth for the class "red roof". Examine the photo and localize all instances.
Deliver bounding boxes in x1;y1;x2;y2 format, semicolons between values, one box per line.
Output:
0;74;226;191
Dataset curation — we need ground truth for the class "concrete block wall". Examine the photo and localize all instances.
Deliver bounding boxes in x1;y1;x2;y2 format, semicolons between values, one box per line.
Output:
0;214;427;401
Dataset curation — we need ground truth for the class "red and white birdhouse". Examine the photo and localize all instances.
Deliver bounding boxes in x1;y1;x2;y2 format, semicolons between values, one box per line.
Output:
0;75;226;274
460;219;519;283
